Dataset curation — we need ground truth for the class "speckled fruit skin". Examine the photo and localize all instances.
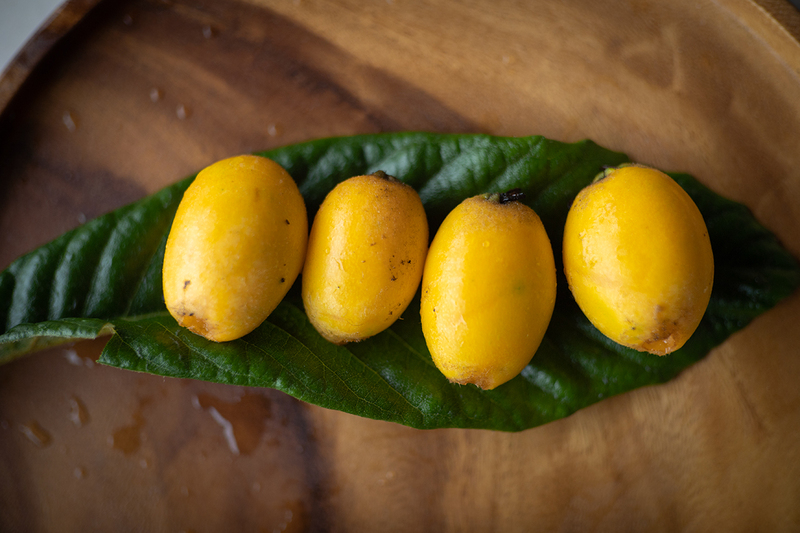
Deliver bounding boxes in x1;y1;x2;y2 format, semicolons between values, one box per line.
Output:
420;194;557;390
562;164;714;355
163;155;308;342
302;172;429;345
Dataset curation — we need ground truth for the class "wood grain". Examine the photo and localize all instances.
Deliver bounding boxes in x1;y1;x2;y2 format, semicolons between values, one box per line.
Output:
1;0;800;531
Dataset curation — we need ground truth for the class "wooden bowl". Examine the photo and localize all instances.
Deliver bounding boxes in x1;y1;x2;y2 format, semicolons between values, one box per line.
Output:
2;0;800;530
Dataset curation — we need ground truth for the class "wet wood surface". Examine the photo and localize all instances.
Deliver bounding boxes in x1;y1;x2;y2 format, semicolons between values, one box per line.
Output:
1;0;800;531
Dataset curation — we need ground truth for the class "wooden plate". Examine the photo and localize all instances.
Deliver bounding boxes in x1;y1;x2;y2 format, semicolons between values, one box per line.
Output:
2;0;800;530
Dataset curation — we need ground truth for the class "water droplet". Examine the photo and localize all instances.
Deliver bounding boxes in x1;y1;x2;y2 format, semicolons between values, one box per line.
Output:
110;421;142;454
267;123;283;137
202;25;217;39
195;392;271;456
64;348;83;366
139;458;149;468
284;509;293;521
62;111;77;132
385;470;395;480
122;14;133;26
74;467;86;479
176;104;191;120
68;396;90;427
150;87;163;102
208;407;239;455
502;54;519;66
180;485;189;497
77;212;87;224
252;481;261;492
110;397;150;455
63;345;96;367
20;421;52;447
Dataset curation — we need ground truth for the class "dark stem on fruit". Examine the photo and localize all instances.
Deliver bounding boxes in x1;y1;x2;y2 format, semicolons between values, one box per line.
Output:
498;188;525;204
372;170;398;182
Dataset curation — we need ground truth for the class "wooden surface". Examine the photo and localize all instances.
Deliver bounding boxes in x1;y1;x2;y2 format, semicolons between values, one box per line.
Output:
2;0;800;531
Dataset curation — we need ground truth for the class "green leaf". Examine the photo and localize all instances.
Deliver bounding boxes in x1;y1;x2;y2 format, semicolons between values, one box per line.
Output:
1;133;798;431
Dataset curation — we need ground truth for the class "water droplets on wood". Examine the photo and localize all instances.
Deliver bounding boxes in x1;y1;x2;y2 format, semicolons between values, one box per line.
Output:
501;53;518;66
62;111;78;132
271;508;295;533
192;392;272;456
207;406;239;455
176;104;191;120
20;421;52;447
109;397;150;455
64;347;93;367
68;395;90;427
202;25;217;39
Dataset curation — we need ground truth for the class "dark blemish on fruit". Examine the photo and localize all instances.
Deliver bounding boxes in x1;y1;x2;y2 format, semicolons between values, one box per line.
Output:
189;313;194;317
183;315;210;337
370;242;377;246
285;219;290;225
391;276;397;281
183;280;191;289
280;278;286;283
255;189;260;199
389;311;393;316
